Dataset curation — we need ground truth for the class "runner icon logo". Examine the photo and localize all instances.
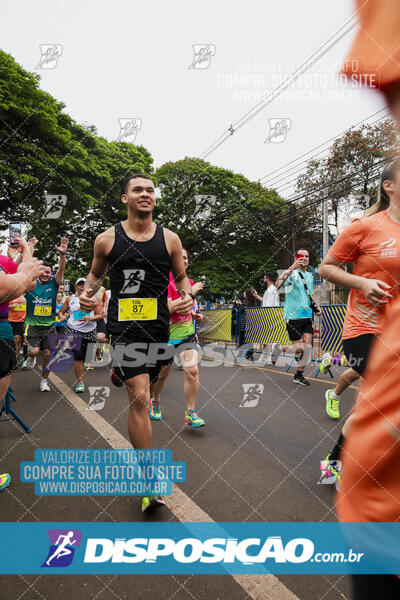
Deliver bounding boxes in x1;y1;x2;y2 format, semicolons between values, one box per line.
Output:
188;44;216;70
193;195;216;220
240;384;264;407
86;386;110;411
265;119;291;143
116;118;142;143
42;529;82;568
36;44;63;69
121;269;145;294
44;194;67;219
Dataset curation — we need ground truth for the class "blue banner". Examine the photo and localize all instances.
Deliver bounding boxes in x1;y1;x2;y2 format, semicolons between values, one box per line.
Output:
0;522;399;574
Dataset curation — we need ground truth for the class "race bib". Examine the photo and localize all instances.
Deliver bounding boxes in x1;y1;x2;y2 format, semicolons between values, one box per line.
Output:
14;304;26;312
73;310;90;321
55;315;60;322
297;308;312;319
118;298;157;321
34;305;52;317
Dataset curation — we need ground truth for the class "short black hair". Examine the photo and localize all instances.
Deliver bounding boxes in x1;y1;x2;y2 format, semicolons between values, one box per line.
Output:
122;173;153;194
264;272;276;282
42;263;52;270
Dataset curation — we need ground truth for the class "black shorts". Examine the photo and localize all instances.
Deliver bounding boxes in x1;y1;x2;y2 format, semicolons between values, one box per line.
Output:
110;334;171;383
165;333;200;365
342;333;375;376
64;325;97;362
26;325;56;351
286;318;313;341
96;319;107;335
10;321;25;338
0;337;17;379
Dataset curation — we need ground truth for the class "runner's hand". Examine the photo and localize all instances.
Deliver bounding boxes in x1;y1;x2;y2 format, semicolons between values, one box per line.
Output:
55;237;69;253
192;281;204;295
79;289;97;312
360;279;392;306
175;290;194;315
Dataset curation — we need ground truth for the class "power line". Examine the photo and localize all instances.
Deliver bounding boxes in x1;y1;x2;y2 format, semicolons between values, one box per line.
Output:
198;15;358;160
266;154;394;230
260;108;389;187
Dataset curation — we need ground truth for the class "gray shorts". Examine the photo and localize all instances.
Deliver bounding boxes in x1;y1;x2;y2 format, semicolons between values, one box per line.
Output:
26;325;56;351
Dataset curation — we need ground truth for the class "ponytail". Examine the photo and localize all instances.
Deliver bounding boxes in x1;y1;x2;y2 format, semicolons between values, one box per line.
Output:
364;157;400;217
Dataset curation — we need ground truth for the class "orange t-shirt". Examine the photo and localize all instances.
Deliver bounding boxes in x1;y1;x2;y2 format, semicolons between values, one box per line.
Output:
342;0;400;88
336;296;400;522
8;296;26;323
329;210;400;339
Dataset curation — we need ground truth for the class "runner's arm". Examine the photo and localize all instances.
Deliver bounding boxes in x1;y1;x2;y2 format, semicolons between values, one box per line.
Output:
319;252;392;305
55;237;68;285
80;232;110;312
275;258;303;289
58;296;70;321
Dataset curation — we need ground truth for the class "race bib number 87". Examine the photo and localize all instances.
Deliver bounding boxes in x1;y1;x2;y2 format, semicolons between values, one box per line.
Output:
34;305;52;316
118;298;157;321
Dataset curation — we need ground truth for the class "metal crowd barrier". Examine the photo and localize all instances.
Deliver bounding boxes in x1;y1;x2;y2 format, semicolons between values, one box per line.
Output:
198;305;347;373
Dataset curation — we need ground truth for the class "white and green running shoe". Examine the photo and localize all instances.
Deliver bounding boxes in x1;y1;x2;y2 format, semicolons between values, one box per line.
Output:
325;389;340;419
141;495;165;514
320;352;332;374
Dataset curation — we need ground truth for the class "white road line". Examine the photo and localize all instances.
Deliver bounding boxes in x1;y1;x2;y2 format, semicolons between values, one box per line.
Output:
49;372;299;600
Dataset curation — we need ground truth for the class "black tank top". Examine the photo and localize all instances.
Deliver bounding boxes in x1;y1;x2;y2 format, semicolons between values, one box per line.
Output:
107;222;171;342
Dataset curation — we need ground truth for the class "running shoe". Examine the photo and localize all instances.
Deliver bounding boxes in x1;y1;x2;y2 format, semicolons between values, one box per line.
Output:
270;343;280;365
39;379;50;392
22;359;28;370
150;398;162;420
293;372;310;386
319;453;342;491
26;355;36;369
75;381;85;393
319;352;332;374
141;495;166;514
325;389;340;419
111;369;124;387
184;409;205;428
0;473;11;491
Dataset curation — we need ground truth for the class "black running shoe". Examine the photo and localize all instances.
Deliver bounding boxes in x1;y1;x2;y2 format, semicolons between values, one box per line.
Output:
293;372;310;386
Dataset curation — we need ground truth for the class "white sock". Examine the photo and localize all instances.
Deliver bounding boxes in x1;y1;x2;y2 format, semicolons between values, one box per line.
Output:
331;391;340;400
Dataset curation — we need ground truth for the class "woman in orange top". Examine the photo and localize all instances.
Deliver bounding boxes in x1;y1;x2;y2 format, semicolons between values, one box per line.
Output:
336;297;400;597
318;158;400;480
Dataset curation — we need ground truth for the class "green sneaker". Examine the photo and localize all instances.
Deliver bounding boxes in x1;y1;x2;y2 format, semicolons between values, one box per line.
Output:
150;398;162;421
320;352;332;374
184;409;205;428
141;495;165;514
325;389;340;419
0;473;11;491
75;381;85;393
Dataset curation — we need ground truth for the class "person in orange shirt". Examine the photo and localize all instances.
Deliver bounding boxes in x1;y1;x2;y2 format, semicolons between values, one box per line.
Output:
336;296;400;598
8;295;26;363
318;158;400;483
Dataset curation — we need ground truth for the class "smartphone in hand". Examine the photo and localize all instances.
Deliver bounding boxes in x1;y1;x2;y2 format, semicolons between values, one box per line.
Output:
9;222;22;247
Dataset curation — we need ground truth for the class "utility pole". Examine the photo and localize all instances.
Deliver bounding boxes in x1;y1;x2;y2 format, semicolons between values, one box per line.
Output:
287;203;297;262
322;198;329;258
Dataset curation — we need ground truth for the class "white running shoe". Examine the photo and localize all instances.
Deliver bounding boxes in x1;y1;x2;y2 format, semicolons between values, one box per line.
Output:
40;379;51;392
26;355;37;369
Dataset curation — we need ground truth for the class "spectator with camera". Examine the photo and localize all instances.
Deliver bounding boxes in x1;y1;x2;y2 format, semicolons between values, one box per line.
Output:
271;249;321;385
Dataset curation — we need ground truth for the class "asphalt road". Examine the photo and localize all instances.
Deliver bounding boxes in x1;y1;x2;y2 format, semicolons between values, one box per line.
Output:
0;352;358;600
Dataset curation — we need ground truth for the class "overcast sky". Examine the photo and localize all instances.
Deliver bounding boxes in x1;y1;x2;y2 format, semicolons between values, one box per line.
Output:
1;0;384;199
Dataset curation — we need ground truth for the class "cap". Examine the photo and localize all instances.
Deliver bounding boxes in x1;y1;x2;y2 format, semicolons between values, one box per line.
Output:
75;278;85;285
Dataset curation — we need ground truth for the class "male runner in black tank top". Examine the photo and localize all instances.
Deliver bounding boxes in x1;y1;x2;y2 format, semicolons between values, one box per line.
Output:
79;174;193;514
